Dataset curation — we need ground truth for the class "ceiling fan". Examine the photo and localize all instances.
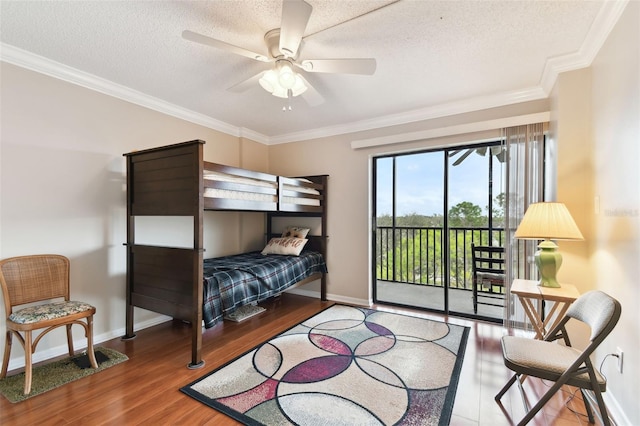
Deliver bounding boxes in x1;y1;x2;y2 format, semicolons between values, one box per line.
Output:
449;146;506;166
182;0;377;106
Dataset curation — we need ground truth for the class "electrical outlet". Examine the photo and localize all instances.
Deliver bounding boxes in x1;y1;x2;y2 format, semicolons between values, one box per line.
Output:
616;347;624;373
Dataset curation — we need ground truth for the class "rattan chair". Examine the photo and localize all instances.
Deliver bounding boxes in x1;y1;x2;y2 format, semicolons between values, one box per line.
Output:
495;290;621;426
0;254;98;395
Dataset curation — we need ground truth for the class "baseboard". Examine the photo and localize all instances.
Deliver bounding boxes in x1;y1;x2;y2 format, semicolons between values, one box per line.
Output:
603;391;631;426
5;292;371;372
5;314;172;372
285;287;370;307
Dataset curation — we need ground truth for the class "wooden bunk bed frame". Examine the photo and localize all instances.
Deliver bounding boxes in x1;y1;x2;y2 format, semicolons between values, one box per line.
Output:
123;140;328;368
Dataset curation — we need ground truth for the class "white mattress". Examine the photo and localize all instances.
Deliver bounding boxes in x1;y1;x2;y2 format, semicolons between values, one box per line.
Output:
203;172;320;206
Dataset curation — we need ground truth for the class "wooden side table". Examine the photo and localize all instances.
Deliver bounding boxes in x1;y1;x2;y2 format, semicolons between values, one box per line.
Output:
511;279;581;339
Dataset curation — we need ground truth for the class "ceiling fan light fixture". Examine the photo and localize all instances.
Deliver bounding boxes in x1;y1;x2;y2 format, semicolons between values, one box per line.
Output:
291;74;307;96
260;60;307;99
272;85;289;98
259;70;278;93
277;62;296;89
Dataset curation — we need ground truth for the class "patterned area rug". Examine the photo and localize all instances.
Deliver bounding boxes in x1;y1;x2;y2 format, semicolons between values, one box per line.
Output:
0;347;128;403
181;305;469;425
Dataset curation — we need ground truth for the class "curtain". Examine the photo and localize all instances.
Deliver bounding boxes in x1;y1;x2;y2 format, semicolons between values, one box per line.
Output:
502;122;548;329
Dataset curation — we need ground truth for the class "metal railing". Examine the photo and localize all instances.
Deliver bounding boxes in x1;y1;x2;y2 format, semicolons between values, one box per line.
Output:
376;226;505;290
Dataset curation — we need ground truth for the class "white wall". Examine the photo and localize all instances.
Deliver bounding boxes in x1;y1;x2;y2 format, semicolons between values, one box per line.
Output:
588;2;639;423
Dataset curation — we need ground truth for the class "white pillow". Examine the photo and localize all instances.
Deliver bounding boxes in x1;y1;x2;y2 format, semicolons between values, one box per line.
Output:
281;226;310;239
261;237;308;256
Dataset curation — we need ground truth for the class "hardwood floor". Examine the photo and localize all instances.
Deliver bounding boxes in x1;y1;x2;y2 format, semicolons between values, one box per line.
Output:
1;294;604;425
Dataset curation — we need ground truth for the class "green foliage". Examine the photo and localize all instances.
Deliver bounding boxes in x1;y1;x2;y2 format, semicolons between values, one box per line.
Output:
448;201;484;227
376;200;505;289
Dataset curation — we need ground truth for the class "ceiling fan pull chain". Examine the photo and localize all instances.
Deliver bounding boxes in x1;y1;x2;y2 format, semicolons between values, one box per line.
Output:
282;90;293;112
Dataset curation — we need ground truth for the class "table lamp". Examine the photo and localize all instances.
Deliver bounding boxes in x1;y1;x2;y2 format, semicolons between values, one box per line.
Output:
514;202;584;287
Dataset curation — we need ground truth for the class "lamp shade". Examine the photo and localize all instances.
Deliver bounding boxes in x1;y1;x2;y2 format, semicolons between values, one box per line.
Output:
515;202;583;287
515;202;584;241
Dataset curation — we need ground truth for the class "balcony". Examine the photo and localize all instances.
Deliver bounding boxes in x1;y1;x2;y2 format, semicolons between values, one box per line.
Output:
375;226;506;320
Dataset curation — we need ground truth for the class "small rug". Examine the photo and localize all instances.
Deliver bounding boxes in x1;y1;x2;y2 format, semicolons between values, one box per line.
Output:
225;303;266;322
181;305;469;425
0;347;128;403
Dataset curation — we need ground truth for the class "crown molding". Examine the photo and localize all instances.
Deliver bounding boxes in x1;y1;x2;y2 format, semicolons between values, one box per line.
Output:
540;0;629;93
267;86;547;145
238;127;269;144
350;112;551;150
0;43;246;139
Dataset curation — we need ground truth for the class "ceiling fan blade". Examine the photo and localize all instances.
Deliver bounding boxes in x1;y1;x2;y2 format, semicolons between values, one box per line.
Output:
300;58;376;75
452;149;474;166
182;30;270;62
227;72;265;93
279;0;312;58
298;75;324;106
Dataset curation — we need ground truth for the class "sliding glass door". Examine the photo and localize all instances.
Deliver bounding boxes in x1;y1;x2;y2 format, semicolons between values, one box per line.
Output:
373;152;446;311
373;142;505;320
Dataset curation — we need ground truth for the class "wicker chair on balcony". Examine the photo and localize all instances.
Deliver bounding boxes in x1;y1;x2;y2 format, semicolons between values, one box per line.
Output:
471;244;505;314
0;254;98;395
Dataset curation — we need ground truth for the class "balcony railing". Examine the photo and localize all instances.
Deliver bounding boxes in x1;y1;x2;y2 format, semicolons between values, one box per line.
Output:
376;226;505;290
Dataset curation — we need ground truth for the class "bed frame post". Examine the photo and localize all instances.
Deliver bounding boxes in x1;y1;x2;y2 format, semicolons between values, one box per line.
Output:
123;151;136;340
189;142;205;369
123;140;206;368
320;175;328;301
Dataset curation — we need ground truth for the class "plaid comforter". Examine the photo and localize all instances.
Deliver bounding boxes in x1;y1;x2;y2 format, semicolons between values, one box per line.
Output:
202;251;327;328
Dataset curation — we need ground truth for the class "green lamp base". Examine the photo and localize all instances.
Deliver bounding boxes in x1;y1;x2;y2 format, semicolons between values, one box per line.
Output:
535;240;562;288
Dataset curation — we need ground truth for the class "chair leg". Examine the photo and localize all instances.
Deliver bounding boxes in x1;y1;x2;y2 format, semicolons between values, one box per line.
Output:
66;324;74;357
23;330;33;395
579;389;595;424
515;374;530;412
86;316;98;369
1;331;12;379
473;284;478;314
590;387;612;426
517;379;566;426
495;373;518;401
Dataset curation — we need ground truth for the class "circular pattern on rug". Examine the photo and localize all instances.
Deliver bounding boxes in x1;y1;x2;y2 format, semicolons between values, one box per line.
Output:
184;305;468;426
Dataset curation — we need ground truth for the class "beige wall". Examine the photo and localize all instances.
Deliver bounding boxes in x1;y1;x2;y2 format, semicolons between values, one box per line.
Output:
0;63;256;369
550;2;639;424
549;67;594;290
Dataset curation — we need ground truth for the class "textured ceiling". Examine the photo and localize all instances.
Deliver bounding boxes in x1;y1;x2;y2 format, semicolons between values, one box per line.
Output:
0;1;625;143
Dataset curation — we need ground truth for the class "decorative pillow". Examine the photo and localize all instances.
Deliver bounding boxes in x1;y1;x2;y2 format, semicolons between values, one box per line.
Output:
261;237;308;256
281;226;310;239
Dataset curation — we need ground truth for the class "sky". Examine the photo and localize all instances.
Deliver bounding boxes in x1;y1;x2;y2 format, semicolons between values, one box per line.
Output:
376;148;504;217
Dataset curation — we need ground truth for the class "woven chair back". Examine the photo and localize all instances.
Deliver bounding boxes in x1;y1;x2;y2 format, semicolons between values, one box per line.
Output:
0;254;70;311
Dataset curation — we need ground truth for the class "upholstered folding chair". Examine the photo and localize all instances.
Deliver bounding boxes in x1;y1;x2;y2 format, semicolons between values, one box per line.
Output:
0;254;98;395
495;290;621;426
471;244;505;314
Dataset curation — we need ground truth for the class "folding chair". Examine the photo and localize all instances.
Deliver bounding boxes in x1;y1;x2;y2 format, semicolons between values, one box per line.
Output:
495;290;621;425
0;254;98;395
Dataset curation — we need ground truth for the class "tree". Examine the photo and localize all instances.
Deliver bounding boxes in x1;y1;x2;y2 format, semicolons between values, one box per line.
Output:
448;201;484;227
490;192;505;227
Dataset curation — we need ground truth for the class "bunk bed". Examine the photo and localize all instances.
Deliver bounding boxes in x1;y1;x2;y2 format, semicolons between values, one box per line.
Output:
123;140;328;368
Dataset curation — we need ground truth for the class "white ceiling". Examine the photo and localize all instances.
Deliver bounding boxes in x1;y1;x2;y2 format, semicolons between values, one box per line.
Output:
0;1;627;144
